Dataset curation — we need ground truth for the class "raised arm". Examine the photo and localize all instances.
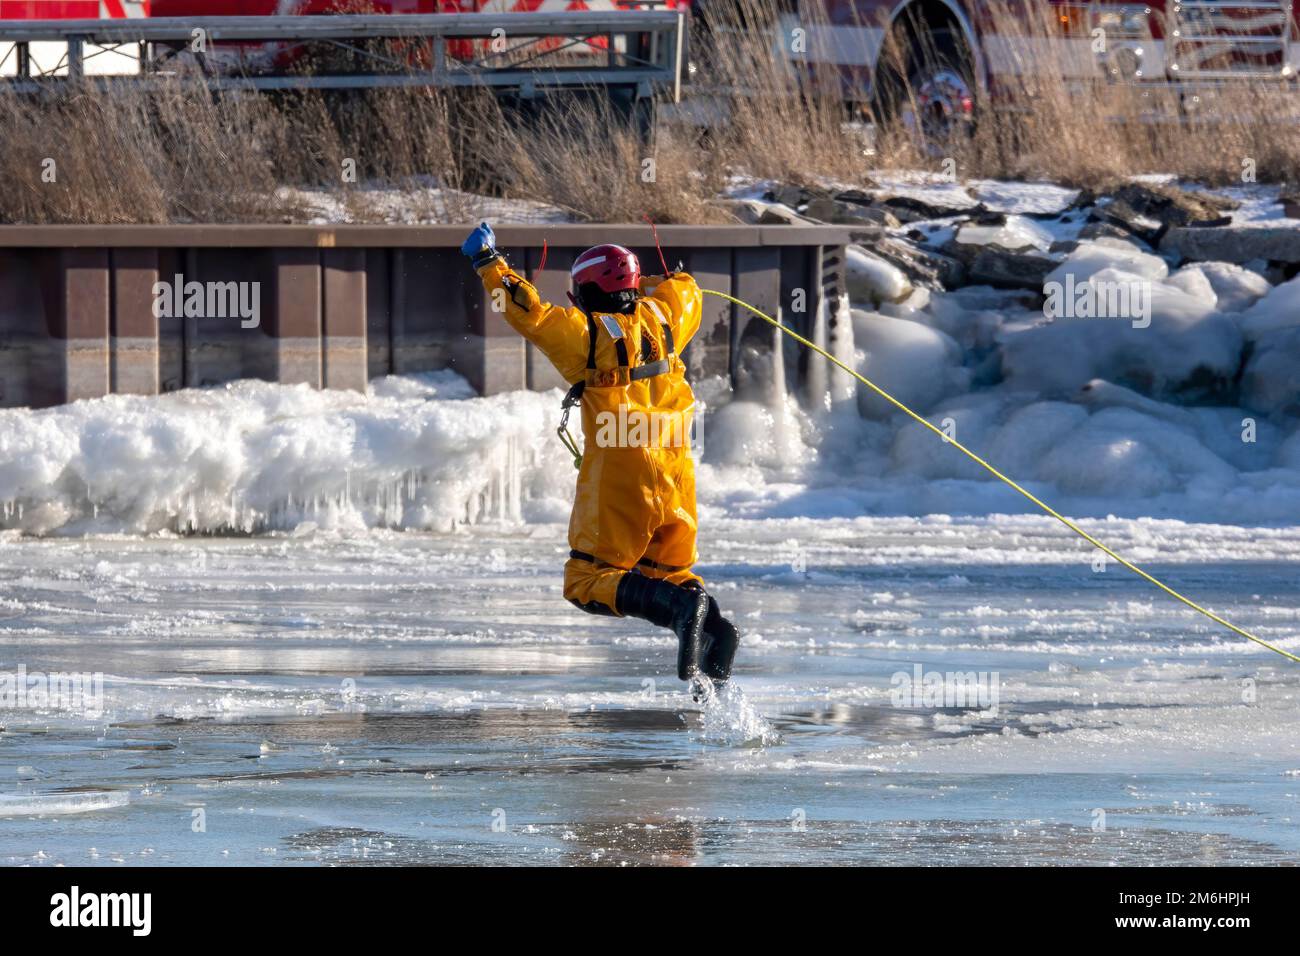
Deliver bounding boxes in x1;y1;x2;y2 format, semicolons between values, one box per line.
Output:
463;223;589;386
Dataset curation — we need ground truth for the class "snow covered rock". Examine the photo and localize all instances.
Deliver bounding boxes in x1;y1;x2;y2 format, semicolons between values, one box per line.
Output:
1097;182;1236;233
877;194;980;222
999;274;1241;400
1076;378;1198;429
863;236;966;290
846;244;913;305
1046;238;1169;287
1234;275;1300;414
717;198;818;225
886;389;1239;501
852;310;969;419
1174;262;1270;312
954;215;1055;253
1236;273;1300;338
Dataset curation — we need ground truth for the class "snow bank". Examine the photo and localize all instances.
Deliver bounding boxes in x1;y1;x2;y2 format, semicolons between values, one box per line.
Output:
0;372;567;535
2;360;1298;535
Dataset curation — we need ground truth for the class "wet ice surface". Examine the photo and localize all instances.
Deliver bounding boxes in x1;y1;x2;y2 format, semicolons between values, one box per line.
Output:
1;517;1298;866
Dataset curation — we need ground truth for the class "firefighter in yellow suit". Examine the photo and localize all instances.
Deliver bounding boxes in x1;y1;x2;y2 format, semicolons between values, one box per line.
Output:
462;222;739;685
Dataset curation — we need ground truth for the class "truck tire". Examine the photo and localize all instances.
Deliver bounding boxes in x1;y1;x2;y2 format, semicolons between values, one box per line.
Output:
873;24;977;149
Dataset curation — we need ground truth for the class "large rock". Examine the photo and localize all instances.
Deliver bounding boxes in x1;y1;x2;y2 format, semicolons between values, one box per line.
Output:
1105;182;1237;228
757;205;821;226
716;198;818;225
1083;182;1234;245
865;235;966;289
1078;220;1146;245
804;197;901;228
1161;226;1300;263
1280;189;1300;219
763;183;823;208
966;248;1057;291
833;189;877;207
877;195;984;223
1089;203;1166;245
717;199;766;224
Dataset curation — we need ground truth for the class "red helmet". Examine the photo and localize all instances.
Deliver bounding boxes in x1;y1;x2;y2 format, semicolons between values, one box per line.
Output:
571;244;640;294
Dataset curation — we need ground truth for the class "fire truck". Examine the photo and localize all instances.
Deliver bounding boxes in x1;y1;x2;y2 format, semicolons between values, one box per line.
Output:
782;1;1297;135
2;0;1294;128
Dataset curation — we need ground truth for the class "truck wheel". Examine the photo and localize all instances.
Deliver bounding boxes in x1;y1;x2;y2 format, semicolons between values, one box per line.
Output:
874;25;977;149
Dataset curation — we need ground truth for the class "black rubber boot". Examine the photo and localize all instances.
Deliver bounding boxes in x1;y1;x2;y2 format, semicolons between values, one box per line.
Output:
701;596;740;682
685;583;740;683
616;574;710;681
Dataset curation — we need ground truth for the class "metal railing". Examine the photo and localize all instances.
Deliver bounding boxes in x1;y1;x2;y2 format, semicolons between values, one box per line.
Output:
0;11;686;97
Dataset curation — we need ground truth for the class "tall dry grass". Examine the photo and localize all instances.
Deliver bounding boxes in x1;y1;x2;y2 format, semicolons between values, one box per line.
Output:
925;1;1300;187
0;0;1295;224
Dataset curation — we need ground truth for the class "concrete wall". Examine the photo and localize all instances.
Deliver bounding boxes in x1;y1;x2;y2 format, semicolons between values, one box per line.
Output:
0;224;851;409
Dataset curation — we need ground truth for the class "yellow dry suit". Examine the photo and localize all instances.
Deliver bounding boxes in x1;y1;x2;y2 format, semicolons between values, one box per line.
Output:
476;257;704;614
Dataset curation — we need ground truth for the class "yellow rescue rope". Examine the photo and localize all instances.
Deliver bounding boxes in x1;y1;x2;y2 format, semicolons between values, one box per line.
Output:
701;287;1300;664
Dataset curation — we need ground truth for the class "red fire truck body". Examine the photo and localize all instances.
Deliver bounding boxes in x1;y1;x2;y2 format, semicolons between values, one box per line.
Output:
0;1;147;16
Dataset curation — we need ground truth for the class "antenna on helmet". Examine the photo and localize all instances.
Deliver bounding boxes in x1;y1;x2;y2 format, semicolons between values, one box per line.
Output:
642;214;671;277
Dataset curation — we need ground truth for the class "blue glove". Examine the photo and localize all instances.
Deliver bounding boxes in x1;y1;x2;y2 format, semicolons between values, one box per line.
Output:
461;222;498;266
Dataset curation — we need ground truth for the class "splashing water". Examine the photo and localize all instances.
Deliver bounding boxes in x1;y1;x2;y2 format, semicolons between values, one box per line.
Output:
694;679;780;748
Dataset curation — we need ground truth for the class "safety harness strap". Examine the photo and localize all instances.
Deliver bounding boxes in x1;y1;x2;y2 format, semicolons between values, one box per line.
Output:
630;359;670;381
586;313;673;376
585;315;598;370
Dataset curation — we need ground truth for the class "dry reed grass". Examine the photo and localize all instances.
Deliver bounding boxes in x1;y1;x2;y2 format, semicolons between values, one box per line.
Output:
0;0;1293;224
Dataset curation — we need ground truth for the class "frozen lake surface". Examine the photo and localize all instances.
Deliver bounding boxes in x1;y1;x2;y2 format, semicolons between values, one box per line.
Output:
2;516;1298;866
